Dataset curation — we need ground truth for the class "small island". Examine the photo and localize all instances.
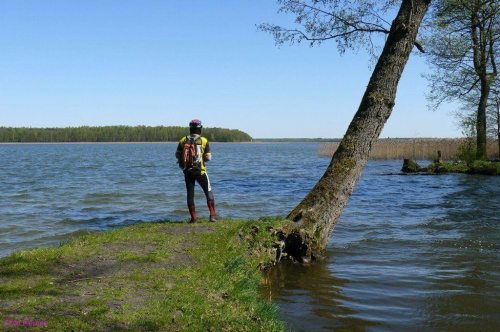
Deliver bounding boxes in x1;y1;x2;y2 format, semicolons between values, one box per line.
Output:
401;151;500;175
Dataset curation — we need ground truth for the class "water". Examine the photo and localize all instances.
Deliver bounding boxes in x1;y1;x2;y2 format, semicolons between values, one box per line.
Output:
0;143;324;256
267;160;500;331
1;143;499;330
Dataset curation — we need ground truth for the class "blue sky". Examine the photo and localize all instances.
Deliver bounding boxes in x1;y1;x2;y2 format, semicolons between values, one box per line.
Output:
0;1;462;138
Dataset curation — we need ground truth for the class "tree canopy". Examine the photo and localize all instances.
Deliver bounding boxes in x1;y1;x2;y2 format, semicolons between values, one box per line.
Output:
259;0;425;58
423;0;500;159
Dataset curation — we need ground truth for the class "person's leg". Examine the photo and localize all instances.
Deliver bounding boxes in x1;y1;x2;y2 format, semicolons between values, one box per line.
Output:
184;172;197;222
196;173;218;221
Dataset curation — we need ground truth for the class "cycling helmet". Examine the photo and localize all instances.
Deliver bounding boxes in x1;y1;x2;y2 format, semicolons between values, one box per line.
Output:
189;119;203;129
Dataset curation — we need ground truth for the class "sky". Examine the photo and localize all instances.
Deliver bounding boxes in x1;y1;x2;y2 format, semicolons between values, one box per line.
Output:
0;1;463;138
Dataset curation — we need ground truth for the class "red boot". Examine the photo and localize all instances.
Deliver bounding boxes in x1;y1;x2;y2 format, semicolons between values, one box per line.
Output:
207;201;218;222
188;205;197;223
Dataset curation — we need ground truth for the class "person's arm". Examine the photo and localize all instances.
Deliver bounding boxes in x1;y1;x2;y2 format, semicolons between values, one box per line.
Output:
203;141;211;162
175;140;183;160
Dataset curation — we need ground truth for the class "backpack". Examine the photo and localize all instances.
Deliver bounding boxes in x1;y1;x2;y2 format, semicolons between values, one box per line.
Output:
179;135;202;175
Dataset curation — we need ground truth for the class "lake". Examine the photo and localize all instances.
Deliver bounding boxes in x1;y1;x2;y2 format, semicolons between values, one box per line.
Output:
1;143;499;330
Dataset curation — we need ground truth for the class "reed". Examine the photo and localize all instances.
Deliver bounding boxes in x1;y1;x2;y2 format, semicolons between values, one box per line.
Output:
318;138;500;160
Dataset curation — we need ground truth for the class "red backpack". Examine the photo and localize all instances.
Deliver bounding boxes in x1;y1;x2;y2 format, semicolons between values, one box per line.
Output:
179;135;201;174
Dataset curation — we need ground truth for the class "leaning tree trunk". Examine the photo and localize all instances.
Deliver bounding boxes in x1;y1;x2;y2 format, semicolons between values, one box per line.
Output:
284;0;431;262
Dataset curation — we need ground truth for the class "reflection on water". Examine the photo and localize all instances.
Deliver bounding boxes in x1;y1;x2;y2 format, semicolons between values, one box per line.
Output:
267;163;500;331
264;257;379;331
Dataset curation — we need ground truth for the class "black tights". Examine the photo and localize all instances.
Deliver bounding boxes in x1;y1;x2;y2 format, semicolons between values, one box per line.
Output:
184;172;214;207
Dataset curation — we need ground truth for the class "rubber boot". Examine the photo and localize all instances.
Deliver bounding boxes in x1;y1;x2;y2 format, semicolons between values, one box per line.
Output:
188;205;197;223
207;201;218;222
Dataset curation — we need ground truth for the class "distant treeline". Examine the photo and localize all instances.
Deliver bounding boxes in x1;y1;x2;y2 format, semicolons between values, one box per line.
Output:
0;126;252;143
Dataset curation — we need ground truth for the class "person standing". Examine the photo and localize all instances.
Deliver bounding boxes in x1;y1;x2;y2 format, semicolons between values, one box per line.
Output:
176;119;218;223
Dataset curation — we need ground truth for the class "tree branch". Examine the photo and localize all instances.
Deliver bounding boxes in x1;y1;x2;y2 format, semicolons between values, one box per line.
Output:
274;26;389;44
415;40;426;53
284;1;390;36
460;77;481;97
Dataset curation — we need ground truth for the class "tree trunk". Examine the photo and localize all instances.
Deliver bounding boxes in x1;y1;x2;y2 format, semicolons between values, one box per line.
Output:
477;78;490;160
497;100;500;158
494;95;500;158
285;0;431;261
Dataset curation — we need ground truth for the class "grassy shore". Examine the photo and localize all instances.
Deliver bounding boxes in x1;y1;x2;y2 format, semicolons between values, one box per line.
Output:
0;219;288;331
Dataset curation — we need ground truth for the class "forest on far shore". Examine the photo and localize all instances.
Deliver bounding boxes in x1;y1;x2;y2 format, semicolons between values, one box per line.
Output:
0;126;253;143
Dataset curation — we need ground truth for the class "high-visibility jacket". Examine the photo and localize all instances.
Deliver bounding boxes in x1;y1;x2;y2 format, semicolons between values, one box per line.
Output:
175;135;211;175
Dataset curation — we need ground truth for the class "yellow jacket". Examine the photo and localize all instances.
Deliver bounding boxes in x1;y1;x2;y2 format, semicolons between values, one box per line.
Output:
176;135;211;175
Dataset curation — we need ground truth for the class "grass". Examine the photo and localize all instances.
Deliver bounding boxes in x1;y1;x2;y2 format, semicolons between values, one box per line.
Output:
319;138;500;160
0;219;289;331
445;160;500;175
403;159;500;175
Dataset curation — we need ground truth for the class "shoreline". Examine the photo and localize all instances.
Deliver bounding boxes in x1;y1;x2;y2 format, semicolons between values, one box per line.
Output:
0;141;180;145
0;141;306;145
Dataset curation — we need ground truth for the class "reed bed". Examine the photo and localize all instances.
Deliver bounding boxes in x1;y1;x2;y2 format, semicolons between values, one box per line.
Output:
318;138;500;160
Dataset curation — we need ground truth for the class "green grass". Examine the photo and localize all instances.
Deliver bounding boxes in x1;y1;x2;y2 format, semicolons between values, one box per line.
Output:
435;160;500;175
0;219;289;331
404;160;500;175
467;160;500;175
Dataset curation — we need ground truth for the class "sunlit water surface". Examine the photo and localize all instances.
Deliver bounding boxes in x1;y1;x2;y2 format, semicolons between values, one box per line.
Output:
1;143;499;330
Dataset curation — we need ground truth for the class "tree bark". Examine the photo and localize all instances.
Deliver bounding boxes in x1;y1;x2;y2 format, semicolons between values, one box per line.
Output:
285;0;431;261
477;78;490;160
496;97;500;158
